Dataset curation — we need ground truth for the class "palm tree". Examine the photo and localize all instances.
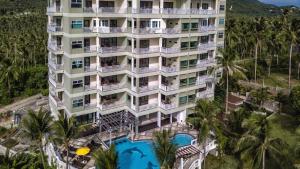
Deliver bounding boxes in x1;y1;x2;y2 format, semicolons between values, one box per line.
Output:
20;108;53;169
52;113;79;169
153;129;177;169
277;9;299;89
187;99;220;168
251;87;271;108
93;144;118;169
236;113;291;169
216;48;247;113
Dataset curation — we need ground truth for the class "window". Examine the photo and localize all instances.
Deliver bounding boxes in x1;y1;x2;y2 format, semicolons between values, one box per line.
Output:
190;41;198;49
220;5;225;11
73;99;83;108
179;96;188;105
180;79;188;87
128;20;132;27
218;32;224;39
72;41;83;49
188;77;196;85
72;60;83;69
139;96;148;106
152;21;160;28
180;60;188;69
219;18;225;25
71;0;82;8
189;59;197;67
198;53;208;60
188;94;196;102
181;42;189;50
72;80;83;88
191;23;198;30
76;112;95;125
182;23;190;31
202;3;209;9
71;20;83;29
100;20;109;27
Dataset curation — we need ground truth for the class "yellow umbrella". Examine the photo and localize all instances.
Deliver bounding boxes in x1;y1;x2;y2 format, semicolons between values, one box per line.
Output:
75;147;90;156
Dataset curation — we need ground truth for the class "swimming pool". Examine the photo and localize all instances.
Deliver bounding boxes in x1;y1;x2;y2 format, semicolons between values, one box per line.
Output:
112;133;194;169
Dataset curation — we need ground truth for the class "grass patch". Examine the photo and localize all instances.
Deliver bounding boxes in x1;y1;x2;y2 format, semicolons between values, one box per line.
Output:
257;73;300;88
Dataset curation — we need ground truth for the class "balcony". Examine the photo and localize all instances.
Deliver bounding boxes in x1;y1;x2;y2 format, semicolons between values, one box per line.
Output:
48;25;62;32
133;47;160;54
196;75;214;85
132;8;160;14
48;60;63;71
49;94;63;108
197;58;216;68
133;28;161;34
132;67;159;74
84;85;97;91
48;41;62;52
98;46;129;54
160;84;179;91
99;101;126;110
162;27;181;34
98;83;126;92
199;26;216;33
99;27;128;33
84;65;97;72
160;102;177;110
133;85;159;93
49;74;63;89
161;47;180;54
98;65;125;73
98;7;127;14
138;103;158;112
84;45;98;53
161;66;178;73
197;43;216;51
84;102;97;110
161;8;216;15
197;90;214;98
47;6;62;13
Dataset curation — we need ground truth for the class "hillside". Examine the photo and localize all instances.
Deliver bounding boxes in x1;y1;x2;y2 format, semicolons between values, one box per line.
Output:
227;0;300;16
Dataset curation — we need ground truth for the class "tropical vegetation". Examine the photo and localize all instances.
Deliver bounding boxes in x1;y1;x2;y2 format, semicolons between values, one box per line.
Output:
93;144;118;169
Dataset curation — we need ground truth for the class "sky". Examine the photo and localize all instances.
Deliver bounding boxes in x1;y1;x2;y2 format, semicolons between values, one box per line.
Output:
259;0;300;7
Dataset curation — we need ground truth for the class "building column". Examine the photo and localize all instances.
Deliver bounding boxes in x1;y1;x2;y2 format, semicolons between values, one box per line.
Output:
157;112;161;127
135;117;139;134
170;113;173;124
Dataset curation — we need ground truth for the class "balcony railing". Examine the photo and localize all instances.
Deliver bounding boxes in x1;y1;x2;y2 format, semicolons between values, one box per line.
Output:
84;65;97;72
98;65;125;73
83;7;97;13
197;90;214;98
139;103;158;111
49;60;63;71
132;8;160;14
99;27;128;33
132;67;159;74
98;7;127;14
135;85;159;92
161;8;216;15
161;47;180;54
84;45;98;53
133;28;161;34
48;25;62;32
196;58;216;67
84;103;97;110
98;83;126;92
133;47;160;54
199;26;216;32
47;6;62;13
48;42;62;52
198;43;216;50
99;101;126;110
98;46;129;54
49;94;63;108
161;66;178;73
160;84;179;91
84;85;97;91
160;103;176;110
162;27;181;34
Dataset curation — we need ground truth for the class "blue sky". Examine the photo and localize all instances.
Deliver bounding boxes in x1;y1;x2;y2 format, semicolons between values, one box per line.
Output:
259;0;300;7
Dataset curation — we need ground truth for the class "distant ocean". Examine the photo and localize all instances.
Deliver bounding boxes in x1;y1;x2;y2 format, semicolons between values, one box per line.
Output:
259;0;300;7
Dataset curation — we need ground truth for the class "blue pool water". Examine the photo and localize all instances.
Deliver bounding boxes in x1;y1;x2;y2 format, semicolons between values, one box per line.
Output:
112;133;194;169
